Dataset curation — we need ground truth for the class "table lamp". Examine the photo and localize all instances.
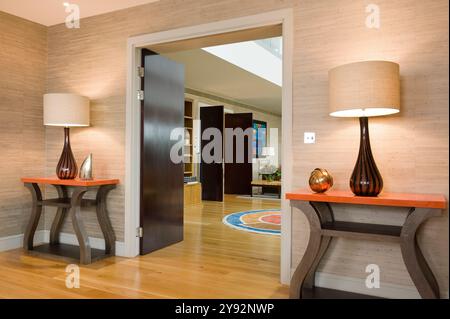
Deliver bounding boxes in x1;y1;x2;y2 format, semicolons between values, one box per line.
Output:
329;61;400;196
44;93;90;179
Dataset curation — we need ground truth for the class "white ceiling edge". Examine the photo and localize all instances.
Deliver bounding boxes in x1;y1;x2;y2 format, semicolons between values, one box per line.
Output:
203;40;282;87
0;0;160;26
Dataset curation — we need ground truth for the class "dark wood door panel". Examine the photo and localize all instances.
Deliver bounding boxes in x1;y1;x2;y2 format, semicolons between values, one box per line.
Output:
200;106;224;202
140;51;185;255
224;113;253;195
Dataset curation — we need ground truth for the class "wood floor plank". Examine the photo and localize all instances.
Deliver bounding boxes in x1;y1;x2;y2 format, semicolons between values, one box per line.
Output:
0;195;288;299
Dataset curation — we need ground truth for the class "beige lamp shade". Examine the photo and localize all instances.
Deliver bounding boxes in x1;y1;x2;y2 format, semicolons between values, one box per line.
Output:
329;61;400;117
44;93;90;127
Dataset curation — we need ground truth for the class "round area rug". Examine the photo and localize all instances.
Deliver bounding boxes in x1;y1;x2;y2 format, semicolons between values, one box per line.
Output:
222;209;281;235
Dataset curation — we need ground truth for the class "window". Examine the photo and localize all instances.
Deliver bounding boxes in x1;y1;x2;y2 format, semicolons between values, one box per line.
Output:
253;120;267;158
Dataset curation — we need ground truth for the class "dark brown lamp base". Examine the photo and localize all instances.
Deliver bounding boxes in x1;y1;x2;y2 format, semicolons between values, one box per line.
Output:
350;117;383;196
56;127;78;180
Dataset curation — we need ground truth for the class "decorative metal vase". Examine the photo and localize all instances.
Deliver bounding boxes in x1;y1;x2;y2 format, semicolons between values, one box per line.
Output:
79;153;93;180
56;127;78;179
309;168;333;193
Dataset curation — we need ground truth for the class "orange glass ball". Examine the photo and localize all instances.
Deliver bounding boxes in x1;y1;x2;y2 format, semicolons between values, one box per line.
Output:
309;168;334;193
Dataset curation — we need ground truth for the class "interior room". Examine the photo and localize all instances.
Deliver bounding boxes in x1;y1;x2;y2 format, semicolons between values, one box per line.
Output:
138;31;285;287
156;33;283;199
0;0;448;303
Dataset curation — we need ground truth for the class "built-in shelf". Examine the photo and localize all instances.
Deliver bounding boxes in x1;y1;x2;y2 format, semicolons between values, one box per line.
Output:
184;181;201;205
184;100;194;178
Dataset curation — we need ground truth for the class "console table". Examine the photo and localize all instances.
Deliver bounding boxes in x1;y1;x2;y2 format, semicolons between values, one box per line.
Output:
251;180;282;198
286;189;446;299
21;177;119;264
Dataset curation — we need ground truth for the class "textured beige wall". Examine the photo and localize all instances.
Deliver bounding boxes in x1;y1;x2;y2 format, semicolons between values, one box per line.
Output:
0;12;47;237
292;0;449;296
42;0;448;296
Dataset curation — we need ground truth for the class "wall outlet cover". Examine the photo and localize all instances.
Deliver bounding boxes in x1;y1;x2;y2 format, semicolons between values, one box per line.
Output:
304;132;316;144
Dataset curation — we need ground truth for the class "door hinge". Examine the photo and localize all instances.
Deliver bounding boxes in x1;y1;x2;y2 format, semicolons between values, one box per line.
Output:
137;66;145;78
137;227;143;238
137;90;144;101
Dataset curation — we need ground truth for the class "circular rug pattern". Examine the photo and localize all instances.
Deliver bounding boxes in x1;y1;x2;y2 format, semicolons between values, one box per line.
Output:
222;209;281;235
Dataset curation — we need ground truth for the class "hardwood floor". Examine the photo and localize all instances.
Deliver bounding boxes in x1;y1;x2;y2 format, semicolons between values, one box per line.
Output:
0;195;288;299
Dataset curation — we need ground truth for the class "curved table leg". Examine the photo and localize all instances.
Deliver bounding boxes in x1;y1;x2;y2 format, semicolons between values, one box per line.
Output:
290;201;323;299
23;183;43;251
400;208;441;299
70;187;91;264
50;185;68;245
310;202;335;224
302;201;334;290
96;185;117;255
303;236;332;289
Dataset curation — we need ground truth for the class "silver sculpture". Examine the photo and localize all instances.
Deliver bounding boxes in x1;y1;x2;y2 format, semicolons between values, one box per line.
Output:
79;153;93;180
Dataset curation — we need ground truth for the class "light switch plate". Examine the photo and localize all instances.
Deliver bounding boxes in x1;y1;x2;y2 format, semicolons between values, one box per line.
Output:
304;132;316;144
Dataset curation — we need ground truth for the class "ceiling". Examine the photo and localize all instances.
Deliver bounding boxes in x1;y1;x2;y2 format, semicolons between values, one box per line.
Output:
0;0;160;26
163;49;282;116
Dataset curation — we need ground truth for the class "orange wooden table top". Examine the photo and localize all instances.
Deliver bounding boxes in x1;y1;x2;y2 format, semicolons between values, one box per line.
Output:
21;177;120;187
286;189;447;209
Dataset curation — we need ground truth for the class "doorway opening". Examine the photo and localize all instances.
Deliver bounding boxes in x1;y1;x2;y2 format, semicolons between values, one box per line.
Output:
125;10;293;286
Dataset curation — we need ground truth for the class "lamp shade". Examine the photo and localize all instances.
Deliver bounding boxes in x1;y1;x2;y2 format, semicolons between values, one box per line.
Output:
329;61;400;117
44;93;90;127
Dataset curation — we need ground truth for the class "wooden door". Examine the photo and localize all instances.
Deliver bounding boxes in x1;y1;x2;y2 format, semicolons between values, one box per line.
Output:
140;50;185;255
200;106;224;201
224;113;253;195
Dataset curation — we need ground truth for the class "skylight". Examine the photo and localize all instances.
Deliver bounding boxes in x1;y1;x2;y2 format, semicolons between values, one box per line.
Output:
202;37;282;87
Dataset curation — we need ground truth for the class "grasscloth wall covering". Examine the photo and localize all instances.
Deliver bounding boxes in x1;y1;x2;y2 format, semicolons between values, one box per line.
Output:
0;12;47;238
292;0;448;297
6;0;446;297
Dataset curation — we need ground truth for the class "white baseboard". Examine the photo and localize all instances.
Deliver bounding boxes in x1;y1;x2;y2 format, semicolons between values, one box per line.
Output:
0;233;23;251
0;230;47;252
0;233;24;251
0;231;126;257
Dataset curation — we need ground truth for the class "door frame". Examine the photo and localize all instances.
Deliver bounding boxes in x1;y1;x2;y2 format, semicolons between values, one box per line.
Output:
125;9;294;285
